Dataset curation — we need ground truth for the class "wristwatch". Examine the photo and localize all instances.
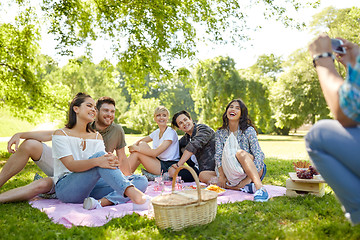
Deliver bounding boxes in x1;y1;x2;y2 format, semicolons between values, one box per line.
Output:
312;52;335;67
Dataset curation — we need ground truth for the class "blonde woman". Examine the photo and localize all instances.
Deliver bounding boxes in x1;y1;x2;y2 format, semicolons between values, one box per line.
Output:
128;106;180;175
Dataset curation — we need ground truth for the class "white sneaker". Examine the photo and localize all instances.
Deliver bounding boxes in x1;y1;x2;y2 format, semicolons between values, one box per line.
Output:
133;196;152;211
83;197;102;210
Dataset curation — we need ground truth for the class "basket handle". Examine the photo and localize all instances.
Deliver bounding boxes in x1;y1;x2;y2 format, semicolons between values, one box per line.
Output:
172;165;202;204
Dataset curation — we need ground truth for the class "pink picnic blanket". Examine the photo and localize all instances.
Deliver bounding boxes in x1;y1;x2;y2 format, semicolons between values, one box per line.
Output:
29;182;286;228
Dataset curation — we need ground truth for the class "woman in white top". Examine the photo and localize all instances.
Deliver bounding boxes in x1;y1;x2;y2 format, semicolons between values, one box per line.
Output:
128;106;180;175
53;93;149;210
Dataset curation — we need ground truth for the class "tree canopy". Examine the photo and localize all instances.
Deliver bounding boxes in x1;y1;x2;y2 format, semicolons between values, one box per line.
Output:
4;3;359;136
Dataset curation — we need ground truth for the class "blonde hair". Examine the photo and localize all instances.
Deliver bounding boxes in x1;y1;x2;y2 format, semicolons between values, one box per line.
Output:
154;106;170;117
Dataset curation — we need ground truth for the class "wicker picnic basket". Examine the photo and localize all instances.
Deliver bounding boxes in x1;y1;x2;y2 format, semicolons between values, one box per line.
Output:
151;165;218;231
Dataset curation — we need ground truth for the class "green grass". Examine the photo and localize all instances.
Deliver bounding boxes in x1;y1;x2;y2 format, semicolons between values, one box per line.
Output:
0;109;37;137
1;134;360;239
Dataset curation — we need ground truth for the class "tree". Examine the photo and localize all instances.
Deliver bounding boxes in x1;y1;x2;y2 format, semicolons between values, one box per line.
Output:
125;98;161;135
158;68;197;120
1;0;320;118
268;7;360;133
310;7;360;45
239;54;286;133
38;0;319;94
249;54;284;80
0;8;65;122
44;56;129;120
192;56;271;131
270;49;330;132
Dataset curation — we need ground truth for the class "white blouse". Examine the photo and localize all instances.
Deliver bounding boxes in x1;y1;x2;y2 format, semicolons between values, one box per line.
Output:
52;133;105;183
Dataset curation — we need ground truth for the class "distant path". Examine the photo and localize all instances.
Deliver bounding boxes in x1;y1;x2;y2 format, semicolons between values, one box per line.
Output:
0;122;58;143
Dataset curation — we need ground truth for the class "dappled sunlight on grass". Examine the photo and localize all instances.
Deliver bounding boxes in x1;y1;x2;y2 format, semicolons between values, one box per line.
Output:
2;132;360;239
259;134;310;160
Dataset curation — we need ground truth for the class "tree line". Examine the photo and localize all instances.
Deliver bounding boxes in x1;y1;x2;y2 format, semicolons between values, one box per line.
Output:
1;2;359;135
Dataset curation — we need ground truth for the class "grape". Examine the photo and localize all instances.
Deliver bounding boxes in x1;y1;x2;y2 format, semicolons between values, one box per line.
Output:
296;169;313;179
309;165;319;175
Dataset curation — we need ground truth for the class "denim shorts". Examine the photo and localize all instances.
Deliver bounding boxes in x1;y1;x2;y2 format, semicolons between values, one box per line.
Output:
260;163;267;181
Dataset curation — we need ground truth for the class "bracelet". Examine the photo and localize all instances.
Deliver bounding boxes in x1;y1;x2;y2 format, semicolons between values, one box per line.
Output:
312;52;335;68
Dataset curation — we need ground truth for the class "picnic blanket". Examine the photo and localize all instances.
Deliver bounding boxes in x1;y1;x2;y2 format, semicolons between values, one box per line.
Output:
29;182;286;228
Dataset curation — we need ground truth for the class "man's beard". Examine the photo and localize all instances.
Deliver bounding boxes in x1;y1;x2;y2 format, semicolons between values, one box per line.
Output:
97;116;112;127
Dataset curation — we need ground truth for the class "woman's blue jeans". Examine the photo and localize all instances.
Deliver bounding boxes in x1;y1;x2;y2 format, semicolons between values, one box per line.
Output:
305;119;360;224
55;151;148;204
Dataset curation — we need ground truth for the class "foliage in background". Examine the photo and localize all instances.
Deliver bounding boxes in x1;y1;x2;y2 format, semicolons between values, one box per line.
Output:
2;4;359;135
270;49;330;130
192;56;271;131
44;56;128;121
0;8;63;122
310;6;360;45
125;98;161;135
38;0;318;95
237;7;360;134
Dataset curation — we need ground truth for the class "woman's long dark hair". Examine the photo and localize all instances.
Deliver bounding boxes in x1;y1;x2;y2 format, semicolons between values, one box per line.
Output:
65;92;95;133
219;99;257;134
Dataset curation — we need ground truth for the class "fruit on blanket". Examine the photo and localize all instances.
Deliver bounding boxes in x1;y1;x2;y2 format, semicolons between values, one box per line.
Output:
206;185;226;193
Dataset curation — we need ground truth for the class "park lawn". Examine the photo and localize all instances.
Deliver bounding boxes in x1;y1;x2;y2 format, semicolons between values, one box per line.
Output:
0;109;37;137
0;135;360;239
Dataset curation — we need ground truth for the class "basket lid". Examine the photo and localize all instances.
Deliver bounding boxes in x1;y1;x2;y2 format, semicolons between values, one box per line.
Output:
151;189;218;206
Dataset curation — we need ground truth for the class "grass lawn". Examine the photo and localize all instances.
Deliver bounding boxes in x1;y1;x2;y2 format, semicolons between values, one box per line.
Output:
0;134;359;239
0;109;37;137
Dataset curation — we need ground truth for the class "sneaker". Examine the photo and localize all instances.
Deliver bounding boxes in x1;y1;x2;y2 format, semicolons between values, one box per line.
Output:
241;183;256;193
133;196;152;211
83;197;102;210
254;187;269;202
38;192;57;199
141;168;160;181
34;173;57;199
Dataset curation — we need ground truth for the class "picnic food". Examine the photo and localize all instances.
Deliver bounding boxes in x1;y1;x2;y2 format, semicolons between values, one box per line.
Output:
293;161;310;170
296;165;319;179
206;184;226;194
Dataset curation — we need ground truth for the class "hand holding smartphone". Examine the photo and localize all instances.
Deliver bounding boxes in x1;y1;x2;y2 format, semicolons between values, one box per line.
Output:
331;38;346;54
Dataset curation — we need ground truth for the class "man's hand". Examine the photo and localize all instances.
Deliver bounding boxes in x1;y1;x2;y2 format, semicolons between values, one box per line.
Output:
168;163;180;178
7;133;22;154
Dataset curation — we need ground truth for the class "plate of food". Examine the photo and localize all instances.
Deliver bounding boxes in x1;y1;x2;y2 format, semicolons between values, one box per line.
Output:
185;185;206;190
205;184;226;195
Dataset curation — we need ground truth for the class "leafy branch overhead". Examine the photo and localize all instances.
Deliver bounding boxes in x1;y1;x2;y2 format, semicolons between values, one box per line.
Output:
40;0;319;88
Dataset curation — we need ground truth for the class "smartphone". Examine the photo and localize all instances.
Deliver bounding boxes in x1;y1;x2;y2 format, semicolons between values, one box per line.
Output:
331;38;346;54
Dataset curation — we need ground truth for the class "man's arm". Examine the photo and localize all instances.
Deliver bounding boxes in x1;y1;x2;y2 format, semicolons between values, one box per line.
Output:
185;124;214;154
168;150;193;177
7;130;53;153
